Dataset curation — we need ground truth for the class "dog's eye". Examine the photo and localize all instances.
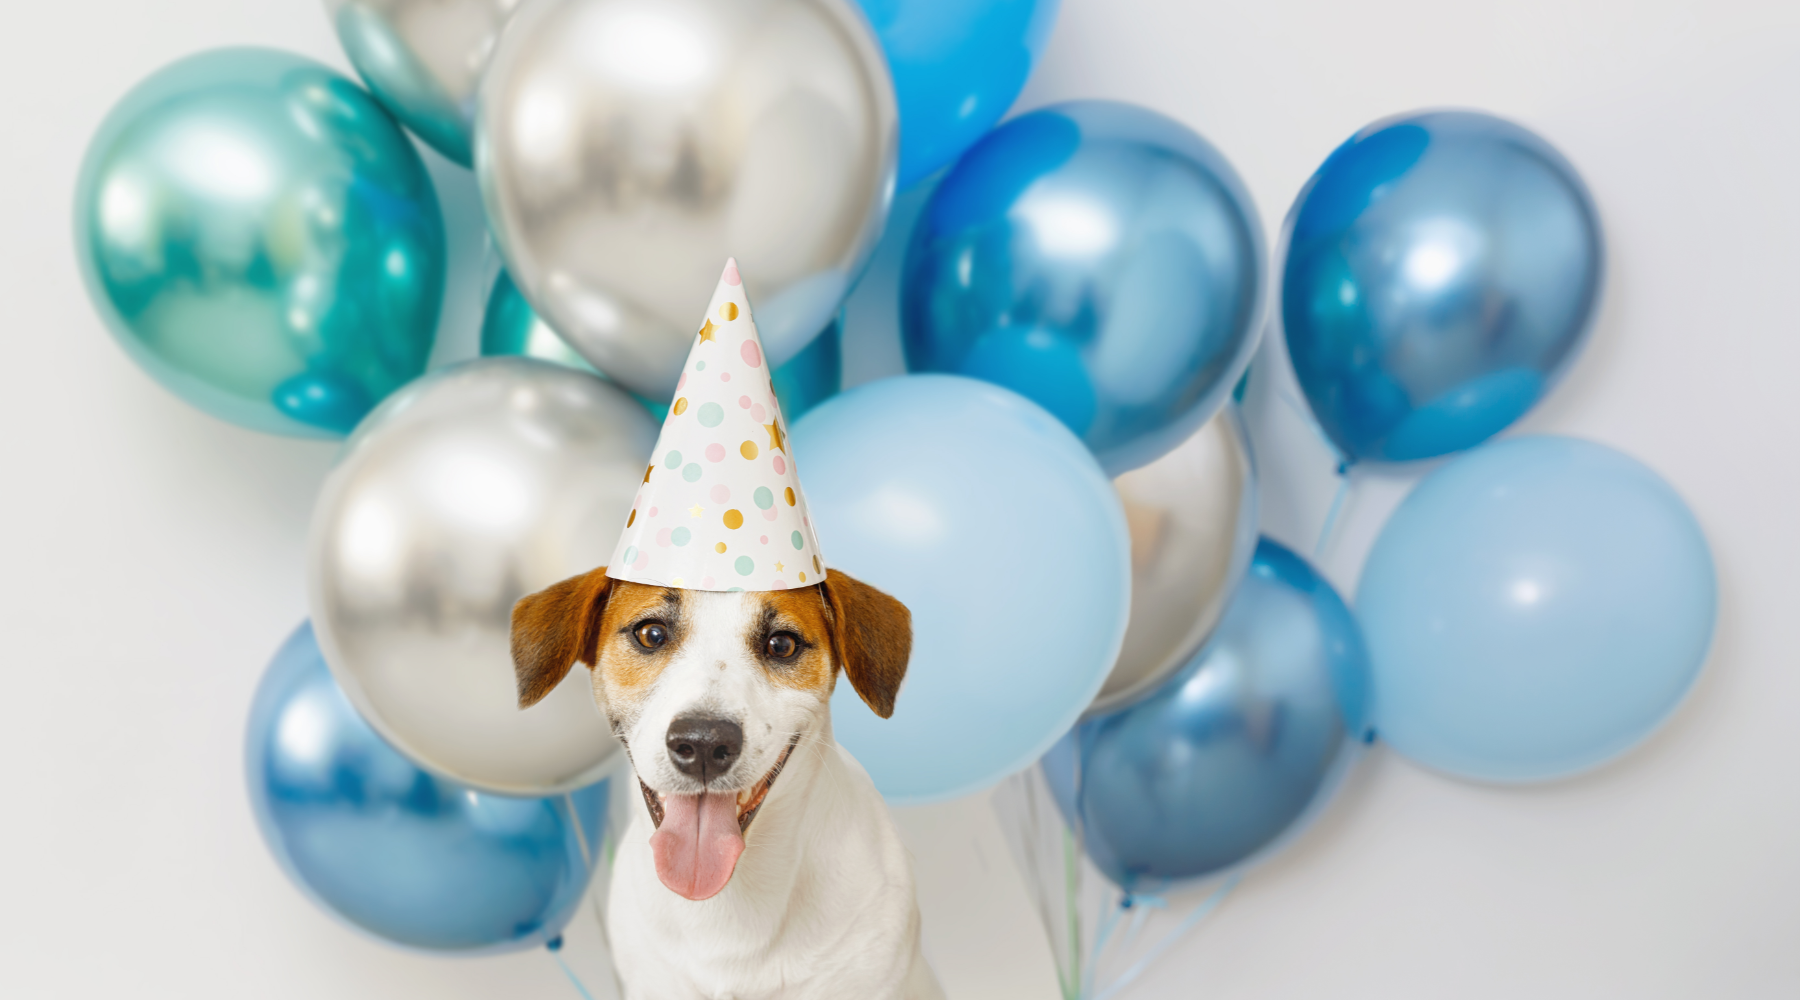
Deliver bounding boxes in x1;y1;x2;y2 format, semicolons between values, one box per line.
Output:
634;622;668;649
765;632;799;659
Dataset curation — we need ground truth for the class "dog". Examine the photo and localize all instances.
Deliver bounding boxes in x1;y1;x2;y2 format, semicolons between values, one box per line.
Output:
511;566;944;1000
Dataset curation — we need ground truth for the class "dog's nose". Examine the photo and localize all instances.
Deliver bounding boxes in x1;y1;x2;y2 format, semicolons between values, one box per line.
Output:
665;715;744;782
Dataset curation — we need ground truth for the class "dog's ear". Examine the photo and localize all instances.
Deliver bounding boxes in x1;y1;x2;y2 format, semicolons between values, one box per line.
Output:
819;569;912;719
510;566;614;709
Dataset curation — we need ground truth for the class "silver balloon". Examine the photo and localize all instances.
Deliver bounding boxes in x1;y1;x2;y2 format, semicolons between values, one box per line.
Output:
328;0;521;165
475;0;897;399
308;358;657;794
1087;407;1257;716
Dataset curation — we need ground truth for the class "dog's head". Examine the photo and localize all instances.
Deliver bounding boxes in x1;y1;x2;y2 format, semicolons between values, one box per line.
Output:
509;568;910;901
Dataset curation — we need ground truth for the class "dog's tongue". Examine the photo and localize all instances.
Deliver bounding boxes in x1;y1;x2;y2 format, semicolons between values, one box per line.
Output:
649;792;744;901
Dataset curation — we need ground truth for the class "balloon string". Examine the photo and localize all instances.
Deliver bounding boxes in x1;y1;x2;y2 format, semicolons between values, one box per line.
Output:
1062;826;1082;1000
1314;468;1353;561
564;792;594;870
1089;876;1241;1000
547;945;598;1000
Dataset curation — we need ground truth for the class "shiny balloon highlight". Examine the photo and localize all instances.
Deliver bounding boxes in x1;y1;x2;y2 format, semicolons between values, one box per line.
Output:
309;358;656;794
327;0;518;165
247;621;606;952
1282;110;1604;463
1048;538;1370;892
855;0;1061;188
75;48;444;438
476;0;897;399
903;100;1265;475
480;269;843;423
1088;406;1257;716
792;375;1130;804
1358;436;1715;782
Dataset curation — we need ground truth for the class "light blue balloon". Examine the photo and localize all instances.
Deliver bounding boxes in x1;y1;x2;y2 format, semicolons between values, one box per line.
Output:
246;621;606;952
1282;111;1604;463
480;269;842;423
75;48;444;437
1044;538;1370;893
792;375;1130;803
855;0;1061;189
1357;437;1716;782
902;101;1265;476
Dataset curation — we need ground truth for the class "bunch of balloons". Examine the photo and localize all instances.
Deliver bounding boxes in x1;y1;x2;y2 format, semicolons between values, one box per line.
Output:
73;0;1719;991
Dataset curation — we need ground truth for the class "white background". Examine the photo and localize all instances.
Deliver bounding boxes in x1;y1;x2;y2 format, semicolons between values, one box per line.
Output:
3;0;1796;997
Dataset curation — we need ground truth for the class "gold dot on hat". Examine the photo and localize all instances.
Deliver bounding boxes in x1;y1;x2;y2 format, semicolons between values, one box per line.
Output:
643;464;653;483
723;509;744;529
672;397;689;415
813;555;821;574
720;302;739;321
627;510;636;527
784;487;795;506
714;542;727;553
740;440;759;460
697;319;717;343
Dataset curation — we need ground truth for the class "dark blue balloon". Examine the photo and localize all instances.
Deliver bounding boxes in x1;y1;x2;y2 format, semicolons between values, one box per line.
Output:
1282;111;1604;463
1047;539;1370;892
903;101;1265;476
855;0;1061;189
246;622;606;953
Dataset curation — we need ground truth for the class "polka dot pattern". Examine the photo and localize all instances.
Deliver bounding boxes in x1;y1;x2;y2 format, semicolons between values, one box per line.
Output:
606;260;826;593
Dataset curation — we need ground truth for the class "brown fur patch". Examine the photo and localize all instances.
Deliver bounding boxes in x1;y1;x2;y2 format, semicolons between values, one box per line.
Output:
756;589;836;695
817;570;913;718
510;566;613;708
593;583;685;697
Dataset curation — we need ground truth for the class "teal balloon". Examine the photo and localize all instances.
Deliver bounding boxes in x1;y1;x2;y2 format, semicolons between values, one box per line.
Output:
480;269;841;422
1357;437;1716;782
75;48;445;437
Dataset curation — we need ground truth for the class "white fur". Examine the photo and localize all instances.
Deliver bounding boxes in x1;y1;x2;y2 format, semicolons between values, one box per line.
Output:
600;591;943;1000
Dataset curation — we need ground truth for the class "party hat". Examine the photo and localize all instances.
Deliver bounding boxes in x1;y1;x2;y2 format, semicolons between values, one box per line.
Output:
607;260;826;591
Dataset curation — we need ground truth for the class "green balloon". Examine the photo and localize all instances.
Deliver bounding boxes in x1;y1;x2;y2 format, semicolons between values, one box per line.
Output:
76;48;445;437
479;270;842;423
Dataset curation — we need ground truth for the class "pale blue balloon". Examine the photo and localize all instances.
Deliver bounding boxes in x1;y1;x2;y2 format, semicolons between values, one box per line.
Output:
75;48;444;437
246;622;606;952
1044;538;1370;892
902;101;1265;476
792;375;1130;803
1357;436;1716;782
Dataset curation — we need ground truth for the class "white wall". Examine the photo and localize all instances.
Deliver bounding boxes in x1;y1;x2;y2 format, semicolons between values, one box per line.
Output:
3;1;1795;997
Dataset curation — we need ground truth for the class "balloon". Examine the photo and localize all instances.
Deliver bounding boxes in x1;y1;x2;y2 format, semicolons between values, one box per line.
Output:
791;375;1130;804
75;48;444;438
1357;436;1716;782
326;0;517;166
902;101;1265;476
1048;538;1371;892
854;0;1061;189
309;358;656;794
1088;406;1257;716
475;0;897;399
247;621;607;952
1281;110;1604;463
480;269;843;422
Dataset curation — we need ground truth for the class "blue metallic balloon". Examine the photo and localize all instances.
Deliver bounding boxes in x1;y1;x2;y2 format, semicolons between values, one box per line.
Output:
75;48;445;438
1357;437;1716;783
1045;538;1370;892
246;621;606;952
902;101;1265;476
793;374;1130;804
481;269;842;423
855;0;1060;189
1281;111;1603;463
